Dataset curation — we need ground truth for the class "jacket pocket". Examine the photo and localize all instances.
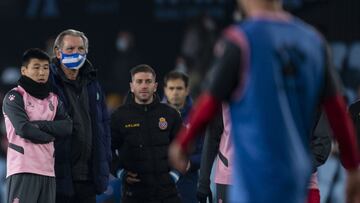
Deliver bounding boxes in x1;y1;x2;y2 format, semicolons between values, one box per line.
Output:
8;143;24;154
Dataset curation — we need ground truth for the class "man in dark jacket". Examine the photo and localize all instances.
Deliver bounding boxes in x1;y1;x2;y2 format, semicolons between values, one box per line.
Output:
111;64;182;203
162;71;203;203
49;29;111;203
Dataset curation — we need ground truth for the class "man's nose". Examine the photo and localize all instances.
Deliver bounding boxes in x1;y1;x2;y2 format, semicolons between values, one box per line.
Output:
141;83;149;88
39;69;45;75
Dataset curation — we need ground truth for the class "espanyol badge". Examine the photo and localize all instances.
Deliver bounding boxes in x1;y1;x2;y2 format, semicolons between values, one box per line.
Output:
49;101;54;111
158;117;168;130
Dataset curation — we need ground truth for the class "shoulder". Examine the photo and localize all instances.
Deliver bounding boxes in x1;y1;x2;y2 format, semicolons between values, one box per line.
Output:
111;104;129;119
4;90;23;104
157;103;181;118
292;17;325;45
3;89;25;112
349;100;360;114
222;25;247;47
49;92;59;99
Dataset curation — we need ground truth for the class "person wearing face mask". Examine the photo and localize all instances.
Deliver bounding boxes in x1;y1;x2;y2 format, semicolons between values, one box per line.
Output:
3;48;72;203
49;29;111;203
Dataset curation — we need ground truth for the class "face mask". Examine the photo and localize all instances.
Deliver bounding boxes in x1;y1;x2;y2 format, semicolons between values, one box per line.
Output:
60;52;86;69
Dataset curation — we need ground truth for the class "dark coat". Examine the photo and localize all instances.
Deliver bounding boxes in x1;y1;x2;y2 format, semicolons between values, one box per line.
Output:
49;58;111;195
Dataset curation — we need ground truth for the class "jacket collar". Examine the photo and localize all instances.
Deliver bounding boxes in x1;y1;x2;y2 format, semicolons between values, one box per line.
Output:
125;91;160;111
161;95;193;119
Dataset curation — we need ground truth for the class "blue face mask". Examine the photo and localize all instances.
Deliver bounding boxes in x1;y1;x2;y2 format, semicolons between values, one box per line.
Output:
60;52;86;70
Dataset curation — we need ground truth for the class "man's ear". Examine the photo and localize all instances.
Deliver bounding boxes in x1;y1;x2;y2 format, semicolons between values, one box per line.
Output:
20;66;26;75
130;82;134;92
154;82;158;92
55;48;61;59
185;86;190;96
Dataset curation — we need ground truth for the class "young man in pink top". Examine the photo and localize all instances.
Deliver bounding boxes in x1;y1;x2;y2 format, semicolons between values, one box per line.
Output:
197;104;233;203
3;48;72;203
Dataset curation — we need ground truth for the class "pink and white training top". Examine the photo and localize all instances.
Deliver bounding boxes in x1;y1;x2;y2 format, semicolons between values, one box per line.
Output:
4;86;59;177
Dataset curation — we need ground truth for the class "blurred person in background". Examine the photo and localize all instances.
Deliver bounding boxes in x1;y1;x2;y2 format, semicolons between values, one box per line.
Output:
162;71;203;203
169;0;360;202
49;29;111;203
197;104;233;203
3;48;72;203
179;14;219;99
197;109;332;203
104;31;140;103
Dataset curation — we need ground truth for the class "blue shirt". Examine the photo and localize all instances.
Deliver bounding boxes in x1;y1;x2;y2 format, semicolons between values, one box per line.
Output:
206;12;339;203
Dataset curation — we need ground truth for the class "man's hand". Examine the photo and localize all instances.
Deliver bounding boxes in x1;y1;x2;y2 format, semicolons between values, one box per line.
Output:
197;190;213;203
126;171;141;184
186;161;191;172
346;169;360;203
169;141;188;174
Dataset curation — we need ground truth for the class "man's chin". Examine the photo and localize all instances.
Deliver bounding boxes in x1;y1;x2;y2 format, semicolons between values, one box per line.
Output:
140;98;151;103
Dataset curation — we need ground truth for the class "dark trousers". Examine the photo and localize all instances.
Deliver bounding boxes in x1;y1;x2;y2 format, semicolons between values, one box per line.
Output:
216;184;230;203
122;194;181;203
7;173;55;203
56;180;96;203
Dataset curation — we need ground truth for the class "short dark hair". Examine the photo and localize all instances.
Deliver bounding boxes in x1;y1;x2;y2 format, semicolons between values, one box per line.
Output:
164;71;189;88
22;48;50;67
130;64;156;80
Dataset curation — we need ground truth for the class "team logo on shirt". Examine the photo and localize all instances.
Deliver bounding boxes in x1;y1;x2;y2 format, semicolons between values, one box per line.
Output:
49;101;54;111
27;101;34;108
158;117;168;130
8;94;15;101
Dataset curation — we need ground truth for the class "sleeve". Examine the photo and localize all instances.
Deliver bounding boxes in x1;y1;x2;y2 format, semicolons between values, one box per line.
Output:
187;136;203;172
321;44;359;170
197;111;223;194
310;112;332;172
3;90;54;144
169;110;183;141
169;109;184;180
31;99;73;138
204;38;242;102
349;101;360;148
175;26;246;150
110;109;125;174
111;110;123;152
99;86;112;166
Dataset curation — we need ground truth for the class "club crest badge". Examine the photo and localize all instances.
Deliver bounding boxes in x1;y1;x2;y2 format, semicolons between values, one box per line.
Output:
158;117;168;130
49;101;54;111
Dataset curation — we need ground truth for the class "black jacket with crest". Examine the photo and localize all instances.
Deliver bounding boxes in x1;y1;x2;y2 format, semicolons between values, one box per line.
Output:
111;92;182;199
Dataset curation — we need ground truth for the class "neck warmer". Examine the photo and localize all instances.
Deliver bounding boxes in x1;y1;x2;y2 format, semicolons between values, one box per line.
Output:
18;75;51;99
